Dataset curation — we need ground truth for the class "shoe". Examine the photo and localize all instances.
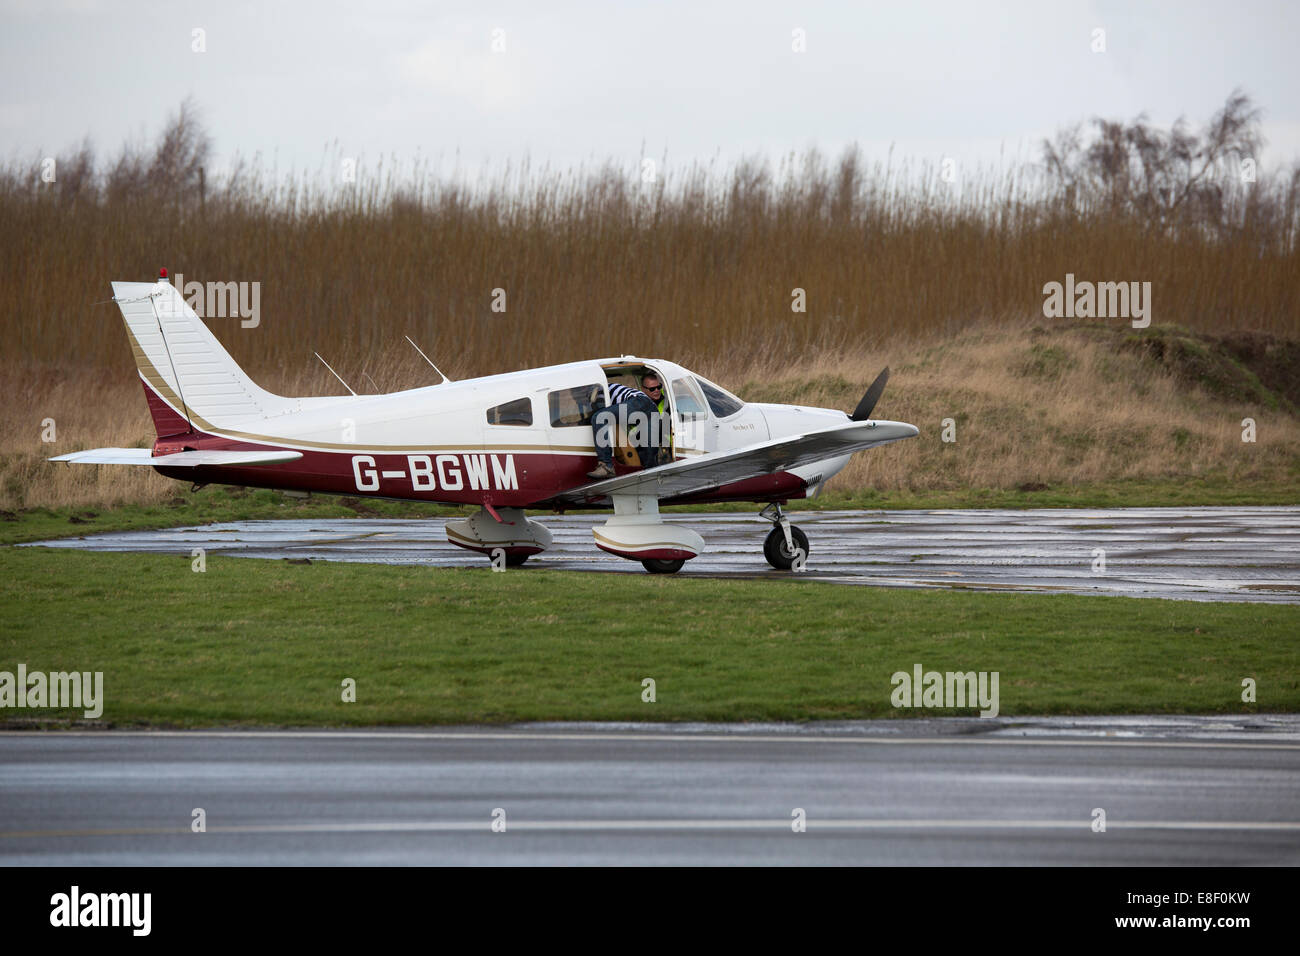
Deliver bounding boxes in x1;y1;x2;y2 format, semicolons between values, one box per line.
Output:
586;463;616;480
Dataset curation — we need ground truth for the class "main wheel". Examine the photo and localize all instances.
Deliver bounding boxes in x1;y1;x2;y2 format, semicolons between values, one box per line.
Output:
642;558;685;574
763;525;809;570
505;553;531;567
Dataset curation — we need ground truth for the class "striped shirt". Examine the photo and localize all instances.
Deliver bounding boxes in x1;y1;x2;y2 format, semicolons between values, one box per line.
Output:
607;383;649;405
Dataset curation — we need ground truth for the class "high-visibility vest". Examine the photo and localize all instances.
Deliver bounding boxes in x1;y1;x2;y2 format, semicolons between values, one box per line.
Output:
656;396;673;455
630;395;669;457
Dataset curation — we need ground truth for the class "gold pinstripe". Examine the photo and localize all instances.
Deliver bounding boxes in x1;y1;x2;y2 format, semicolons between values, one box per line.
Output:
592;530;700;552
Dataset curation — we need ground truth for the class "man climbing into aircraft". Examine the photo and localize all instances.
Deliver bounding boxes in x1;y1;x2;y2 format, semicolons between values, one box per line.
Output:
638;375;671;469
587;373;669;479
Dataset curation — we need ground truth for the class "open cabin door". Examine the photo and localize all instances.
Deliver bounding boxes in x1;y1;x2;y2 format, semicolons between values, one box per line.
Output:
668;374;716;459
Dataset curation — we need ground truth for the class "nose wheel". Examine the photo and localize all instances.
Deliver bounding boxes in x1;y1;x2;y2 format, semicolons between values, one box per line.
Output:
759;503;809;570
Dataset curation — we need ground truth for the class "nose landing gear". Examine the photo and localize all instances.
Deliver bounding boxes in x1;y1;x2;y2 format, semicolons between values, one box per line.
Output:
759;503;809;571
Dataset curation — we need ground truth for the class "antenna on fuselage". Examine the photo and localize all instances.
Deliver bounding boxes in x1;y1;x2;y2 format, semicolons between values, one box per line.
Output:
314;352;357;396
404;336;453;385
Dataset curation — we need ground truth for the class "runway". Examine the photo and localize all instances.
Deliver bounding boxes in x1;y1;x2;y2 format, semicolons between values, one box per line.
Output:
25;506;1300;603
2;718;1298;865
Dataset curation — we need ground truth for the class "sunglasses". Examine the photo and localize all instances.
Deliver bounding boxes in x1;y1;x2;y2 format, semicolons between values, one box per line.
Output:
644;383;662;391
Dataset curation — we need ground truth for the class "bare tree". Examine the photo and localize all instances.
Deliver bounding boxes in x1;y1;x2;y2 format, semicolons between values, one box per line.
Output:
147;97;211;196
1042;89;1264;233
105;97;211;205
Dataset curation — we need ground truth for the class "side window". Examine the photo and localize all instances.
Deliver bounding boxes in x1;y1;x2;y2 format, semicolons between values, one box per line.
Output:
486;397;533;426
696;377;744;418
548;384;601;427
671;377;708;421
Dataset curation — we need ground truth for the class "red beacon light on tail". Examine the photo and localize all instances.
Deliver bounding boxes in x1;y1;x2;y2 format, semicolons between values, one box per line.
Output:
158;267;169;281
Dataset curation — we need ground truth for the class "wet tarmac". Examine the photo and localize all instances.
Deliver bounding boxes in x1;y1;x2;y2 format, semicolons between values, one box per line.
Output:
24;506;1300;603
3;718;1299;865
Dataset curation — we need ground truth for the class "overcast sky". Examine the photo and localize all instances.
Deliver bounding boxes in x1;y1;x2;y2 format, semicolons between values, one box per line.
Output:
3;0;1298;184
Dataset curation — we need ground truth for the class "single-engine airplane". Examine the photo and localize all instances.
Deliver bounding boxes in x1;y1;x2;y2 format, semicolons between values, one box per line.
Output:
52;272;918;573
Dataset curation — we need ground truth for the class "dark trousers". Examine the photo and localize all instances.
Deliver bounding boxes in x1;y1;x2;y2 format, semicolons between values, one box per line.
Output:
592;395;667;468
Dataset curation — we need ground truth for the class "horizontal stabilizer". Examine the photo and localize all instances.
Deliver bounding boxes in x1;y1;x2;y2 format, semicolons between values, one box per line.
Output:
50;448;303;467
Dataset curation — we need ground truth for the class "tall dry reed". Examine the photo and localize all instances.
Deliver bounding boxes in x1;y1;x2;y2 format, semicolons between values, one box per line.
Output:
2;97;1296;398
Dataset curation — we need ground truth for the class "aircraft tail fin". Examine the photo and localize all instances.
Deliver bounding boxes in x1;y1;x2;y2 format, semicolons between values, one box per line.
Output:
112;277;290;438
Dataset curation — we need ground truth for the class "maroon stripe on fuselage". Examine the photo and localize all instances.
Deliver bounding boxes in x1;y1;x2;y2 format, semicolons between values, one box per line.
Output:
157;447;808;508
665;471;809;504
157;448;567;508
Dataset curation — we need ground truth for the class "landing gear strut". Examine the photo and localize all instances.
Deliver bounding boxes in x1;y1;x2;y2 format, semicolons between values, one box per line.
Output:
760;503;809;571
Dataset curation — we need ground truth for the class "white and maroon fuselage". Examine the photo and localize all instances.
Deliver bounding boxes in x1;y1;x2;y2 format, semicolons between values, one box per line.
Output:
143;357;852;511
55;277;912;571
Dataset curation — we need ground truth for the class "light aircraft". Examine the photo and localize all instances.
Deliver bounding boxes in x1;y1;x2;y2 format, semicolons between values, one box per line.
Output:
52;272;918;573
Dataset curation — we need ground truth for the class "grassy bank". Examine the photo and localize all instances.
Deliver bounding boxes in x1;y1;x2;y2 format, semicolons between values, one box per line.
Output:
1;548;1296;726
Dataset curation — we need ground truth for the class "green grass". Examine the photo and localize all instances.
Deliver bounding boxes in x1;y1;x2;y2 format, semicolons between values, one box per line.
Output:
0;486;472;546
3;475;1295;546
2;548;1295;727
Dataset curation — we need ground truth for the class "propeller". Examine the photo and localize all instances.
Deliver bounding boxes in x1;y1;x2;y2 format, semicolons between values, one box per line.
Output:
850;367;890;422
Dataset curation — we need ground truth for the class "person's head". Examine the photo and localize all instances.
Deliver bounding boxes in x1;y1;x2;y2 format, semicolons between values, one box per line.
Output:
641;374;663;398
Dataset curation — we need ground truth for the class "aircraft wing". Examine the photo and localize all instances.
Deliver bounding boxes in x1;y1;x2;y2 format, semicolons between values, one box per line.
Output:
50;448;303;467
556;419;918;504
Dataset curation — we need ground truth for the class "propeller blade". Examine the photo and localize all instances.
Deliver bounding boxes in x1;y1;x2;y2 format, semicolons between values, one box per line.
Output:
850;367;890;421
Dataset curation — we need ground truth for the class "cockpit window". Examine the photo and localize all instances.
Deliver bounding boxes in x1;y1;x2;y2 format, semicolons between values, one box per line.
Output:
671;377;708;421
548;384;601;427
695;376;744;418
486;397;533;426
